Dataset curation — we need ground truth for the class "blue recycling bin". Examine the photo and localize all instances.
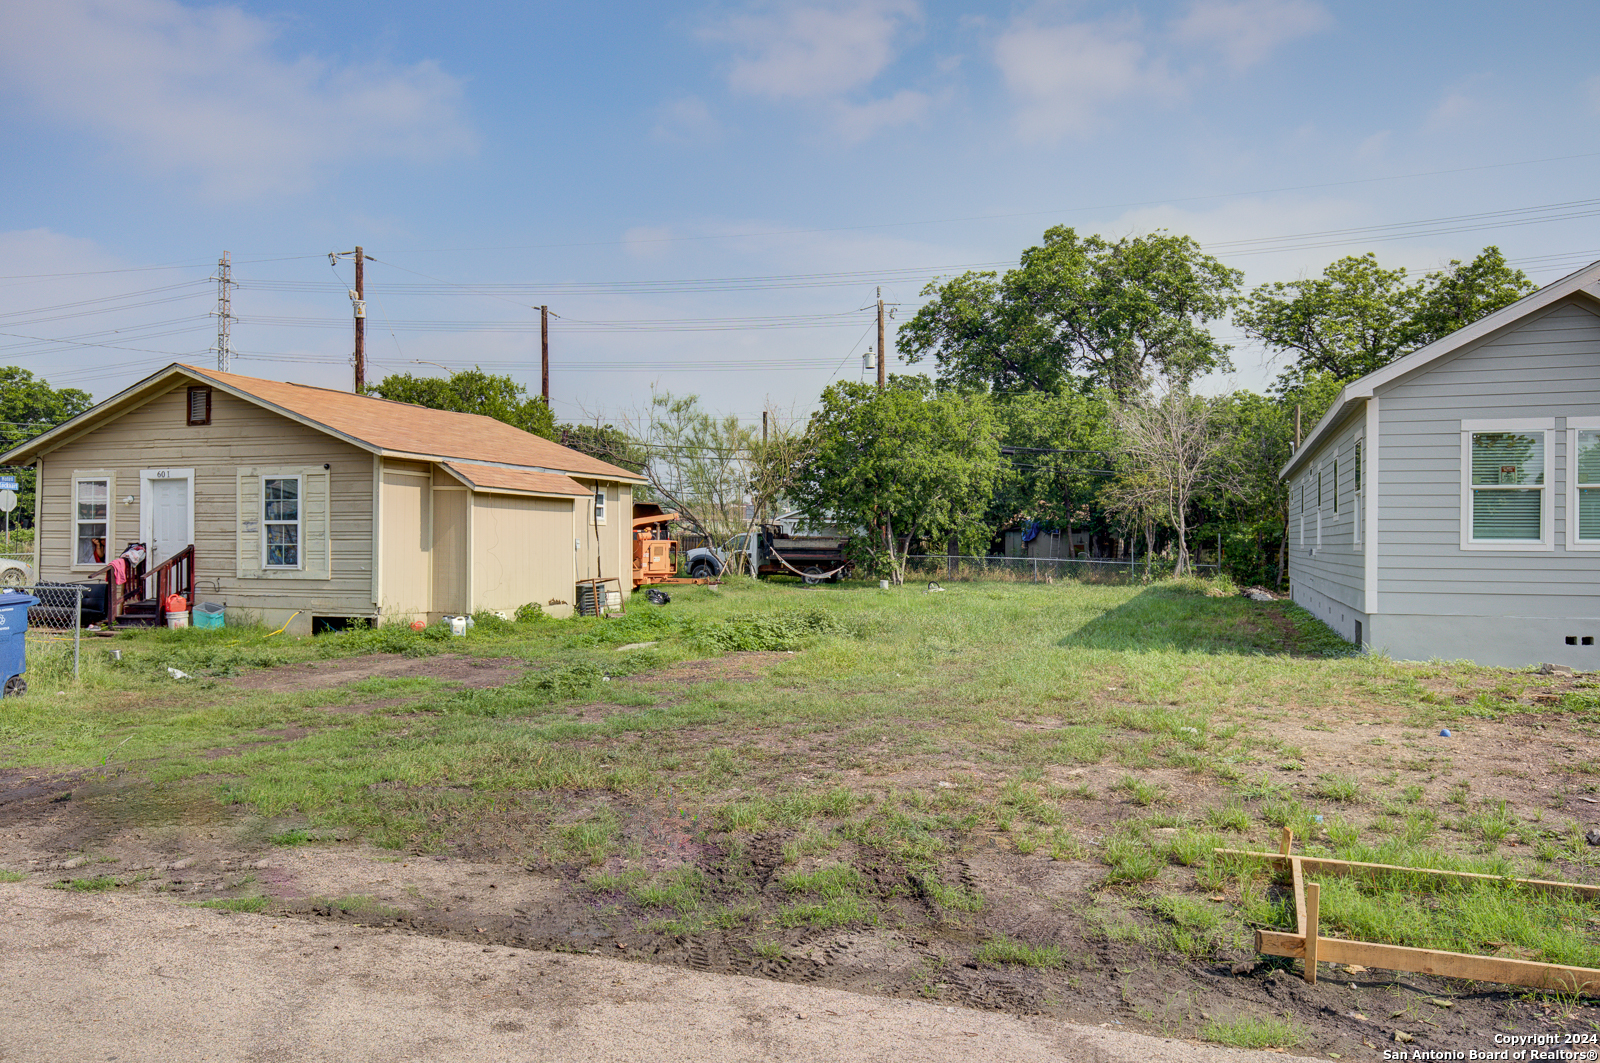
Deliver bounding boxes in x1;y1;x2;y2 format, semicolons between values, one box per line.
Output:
0;591;37;697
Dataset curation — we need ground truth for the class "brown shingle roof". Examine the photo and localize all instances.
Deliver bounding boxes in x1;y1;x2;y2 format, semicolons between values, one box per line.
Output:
180;365;641;481
441;462;591;497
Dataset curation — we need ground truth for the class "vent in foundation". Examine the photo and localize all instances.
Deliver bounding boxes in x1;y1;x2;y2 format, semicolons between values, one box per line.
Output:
1566;636;1578;645
1585;636;1595;646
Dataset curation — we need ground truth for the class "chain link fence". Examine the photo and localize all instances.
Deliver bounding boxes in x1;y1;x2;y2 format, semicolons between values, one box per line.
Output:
902;554;1219;584
21;583;88;680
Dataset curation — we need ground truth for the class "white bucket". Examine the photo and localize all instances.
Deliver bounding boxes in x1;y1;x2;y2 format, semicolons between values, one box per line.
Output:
167;611;190;629
879;580;890;590
448;615;467;637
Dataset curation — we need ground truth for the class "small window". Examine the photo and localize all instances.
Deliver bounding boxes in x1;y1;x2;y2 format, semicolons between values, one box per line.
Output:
1578;429;1600;543
594;485;606;524
263;476;301;568
75;478;108;565
1317;467;1323;509
1354;441;1363;490
1470;432;1544;541
187;386;211;426
1332;459;1338;513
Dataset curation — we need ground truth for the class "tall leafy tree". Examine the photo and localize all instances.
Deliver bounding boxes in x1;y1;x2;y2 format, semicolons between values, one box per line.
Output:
558;422;648;476
365;367;557;439
1102;380;1238;578
1407;247;1538;349
623;390;754;544
792;378;1003;584
1237;247;1535;390
900;228;1242;396
989;388;1114;552
0;368;94;530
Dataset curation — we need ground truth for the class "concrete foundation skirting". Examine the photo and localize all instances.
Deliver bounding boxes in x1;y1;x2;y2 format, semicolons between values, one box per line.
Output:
1289;581;1367;647
1367;612;1600;669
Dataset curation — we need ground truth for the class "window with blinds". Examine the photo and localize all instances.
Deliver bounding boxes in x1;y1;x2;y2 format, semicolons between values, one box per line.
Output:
1470;432;1544;541
1579;429;1600;542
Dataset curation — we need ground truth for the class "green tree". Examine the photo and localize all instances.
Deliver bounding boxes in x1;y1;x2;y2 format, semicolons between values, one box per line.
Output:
558;422;648;476
1102;380;1238;577
791;377;1003;584
0;368;94;531
1236;247;1535;391
900;228;1242;396
624;390;754;544
989;387;1114;553
365;367;557;439
1407;246;1537;349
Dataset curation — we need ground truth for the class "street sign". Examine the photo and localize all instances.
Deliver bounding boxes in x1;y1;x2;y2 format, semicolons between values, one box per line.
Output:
0;478;18;492
0;491;17;513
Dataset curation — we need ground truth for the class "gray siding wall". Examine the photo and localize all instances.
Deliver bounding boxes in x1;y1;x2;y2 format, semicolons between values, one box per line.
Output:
1371;298;1600;664
1287;408;1368;642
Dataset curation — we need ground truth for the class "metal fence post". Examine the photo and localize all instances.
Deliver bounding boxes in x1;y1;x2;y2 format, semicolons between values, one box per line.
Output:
73;586;81;680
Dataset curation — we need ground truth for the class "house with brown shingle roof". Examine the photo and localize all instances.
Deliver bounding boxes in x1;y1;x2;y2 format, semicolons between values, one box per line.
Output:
0;364;645;632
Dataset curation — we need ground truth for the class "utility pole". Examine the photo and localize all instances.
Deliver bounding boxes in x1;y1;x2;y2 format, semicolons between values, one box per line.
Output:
876;286;886;389
353;246;366;392
541;305;550;403
210;251;235;373
331;247;372;392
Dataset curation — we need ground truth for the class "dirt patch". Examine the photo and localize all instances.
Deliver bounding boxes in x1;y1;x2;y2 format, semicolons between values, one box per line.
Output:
227;653;525;693
627;651;793;687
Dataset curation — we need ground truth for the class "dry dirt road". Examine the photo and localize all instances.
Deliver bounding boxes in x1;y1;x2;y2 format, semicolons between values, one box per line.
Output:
0;881;1297;1063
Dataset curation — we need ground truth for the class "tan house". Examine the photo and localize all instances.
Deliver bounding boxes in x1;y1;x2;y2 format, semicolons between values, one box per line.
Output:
0;364;644;633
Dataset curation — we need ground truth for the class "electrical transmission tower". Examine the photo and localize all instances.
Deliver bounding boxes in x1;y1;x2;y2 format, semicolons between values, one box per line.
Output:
210;251;236;373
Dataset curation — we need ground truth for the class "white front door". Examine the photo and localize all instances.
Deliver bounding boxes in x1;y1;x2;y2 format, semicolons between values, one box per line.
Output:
146;474;192;568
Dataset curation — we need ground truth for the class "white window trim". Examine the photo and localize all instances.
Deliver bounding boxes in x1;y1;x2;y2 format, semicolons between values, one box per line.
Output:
1567;417;1600;551
1352;434;1364;548
1315;508;1322;548
262;473;304;570
1459;419;1555;552
593;484;606;525
71;470;114;571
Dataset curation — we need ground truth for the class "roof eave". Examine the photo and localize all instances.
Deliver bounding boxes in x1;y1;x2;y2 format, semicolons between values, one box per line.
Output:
1278;260;1600;480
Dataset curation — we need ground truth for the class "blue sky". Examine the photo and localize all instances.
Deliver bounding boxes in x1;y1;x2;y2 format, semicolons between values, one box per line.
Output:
3;0;1599;426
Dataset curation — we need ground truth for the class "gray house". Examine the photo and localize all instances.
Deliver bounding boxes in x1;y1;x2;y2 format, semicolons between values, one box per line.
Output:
1282;260;1600;667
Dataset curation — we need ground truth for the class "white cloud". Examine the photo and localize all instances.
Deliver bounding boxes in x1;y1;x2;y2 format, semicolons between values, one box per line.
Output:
1172;0;1330;72
832;89;932;142
622;226;676;260
704;0;921;100
0;0;475;198
1425;91;1478;129
993;15;1181;141
651;96;723;145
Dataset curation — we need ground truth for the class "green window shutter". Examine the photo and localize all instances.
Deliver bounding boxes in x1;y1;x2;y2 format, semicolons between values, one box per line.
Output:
237;468;262;577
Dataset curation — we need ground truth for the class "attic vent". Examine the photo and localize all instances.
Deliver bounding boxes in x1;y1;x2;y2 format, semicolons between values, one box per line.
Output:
187;386;211;426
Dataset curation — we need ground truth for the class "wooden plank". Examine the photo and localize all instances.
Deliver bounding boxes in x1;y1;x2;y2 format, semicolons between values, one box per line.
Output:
1291;856;1306;937
1256;931;1600;996
1304;882;1319;985
1213;849;1600;901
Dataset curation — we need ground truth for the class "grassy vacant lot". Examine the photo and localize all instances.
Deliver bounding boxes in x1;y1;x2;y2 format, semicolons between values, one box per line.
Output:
2;577;1598;1054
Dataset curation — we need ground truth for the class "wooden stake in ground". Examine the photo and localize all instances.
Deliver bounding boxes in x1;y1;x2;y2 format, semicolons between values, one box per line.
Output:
1217;836;1600;997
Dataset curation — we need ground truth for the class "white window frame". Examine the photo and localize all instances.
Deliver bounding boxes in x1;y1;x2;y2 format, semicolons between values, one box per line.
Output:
1459;418;1555;552
71;471;113;570
593;484;606;525
1352;437;1364;548
261;473;304;570
1315;508;1322;548
1567;417;1600;551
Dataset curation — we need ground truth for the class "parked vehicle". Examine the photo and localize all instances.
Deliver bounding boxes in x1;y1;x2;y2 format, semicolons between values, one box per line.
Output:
686;523;852;584
0;560;31;588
